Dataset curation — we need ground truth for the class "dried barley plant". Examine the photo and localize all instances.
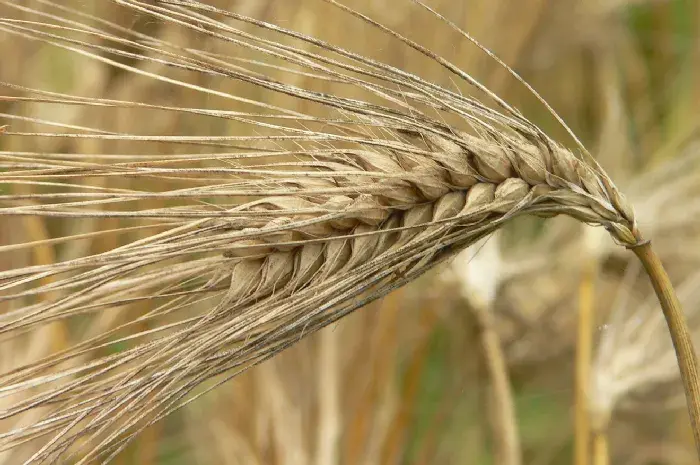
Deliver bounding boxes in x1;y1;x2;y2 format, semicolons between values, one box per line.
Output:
0;1;697;463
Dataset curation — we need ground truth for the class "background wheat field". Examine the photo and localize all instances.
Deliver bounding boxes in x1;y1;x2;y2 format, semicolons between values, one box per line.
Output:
1;1;699;464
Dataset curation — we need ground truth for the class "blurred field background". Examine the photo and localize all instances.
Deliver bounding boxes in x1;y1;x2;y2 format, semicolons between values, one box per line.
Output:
0;0;699;464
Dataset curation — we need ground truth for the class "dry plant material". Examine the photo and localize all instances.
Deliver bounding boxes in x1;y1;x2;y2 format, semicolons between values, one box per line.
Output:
0;1;696;463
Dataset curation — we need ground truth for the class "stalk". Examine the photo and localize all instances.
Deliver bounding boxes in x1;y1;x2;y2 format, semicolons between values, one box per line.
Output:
315;327;340;465
471;299;522;465
591;429;609;465
574;249;596;465
632;241;700;457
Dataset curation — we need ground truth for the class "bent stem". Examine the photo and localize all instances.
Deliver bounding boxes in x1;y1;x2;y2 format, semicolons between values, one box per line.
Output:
632;241;700;457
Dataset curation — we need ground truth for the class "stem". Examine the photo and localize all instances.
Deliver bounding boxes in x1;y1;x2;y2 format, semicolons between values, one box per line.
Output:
472;300;522;465
632;241;700;457
316;326;340;465
575;256;596;465
591;430;609;465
